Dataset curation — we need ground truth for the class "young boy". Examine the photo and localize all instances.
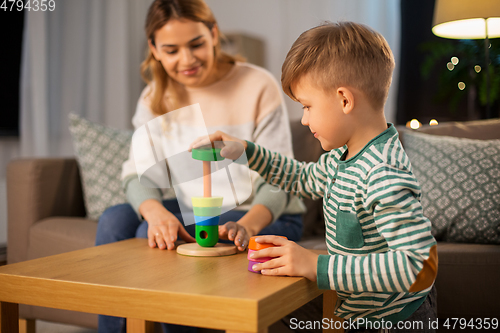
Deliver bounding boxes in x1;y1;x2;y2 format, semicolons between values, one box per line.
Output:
193;22;437;331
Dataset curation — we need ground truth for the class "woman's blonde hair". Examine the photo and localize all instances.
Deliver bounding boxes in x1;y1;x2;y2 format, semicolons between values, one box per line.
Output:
281;21;395;111
141;0;237;116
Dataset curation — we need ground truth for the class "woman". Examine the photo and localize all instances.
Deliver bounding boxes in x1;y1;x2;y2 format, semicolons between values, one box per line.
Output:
95;0;305;332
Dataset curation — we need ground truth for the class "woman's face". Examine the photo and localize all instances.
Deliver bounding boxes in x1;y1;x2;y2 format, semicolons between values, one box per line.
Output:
149;18;218;88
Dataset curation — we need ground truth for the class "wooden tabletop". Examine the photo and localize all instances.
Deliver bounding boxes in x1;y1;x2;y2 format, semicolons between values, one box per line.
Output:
0;239;324;332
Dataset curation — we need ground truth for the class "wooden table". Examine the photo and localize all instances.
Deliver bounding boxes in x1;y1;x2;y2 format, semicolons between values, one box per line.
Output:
0;239;340;333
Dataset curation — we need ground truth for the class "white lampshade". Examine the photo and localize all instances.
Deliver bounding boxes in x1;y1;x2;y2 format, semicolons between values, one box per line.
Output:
432;0;500;39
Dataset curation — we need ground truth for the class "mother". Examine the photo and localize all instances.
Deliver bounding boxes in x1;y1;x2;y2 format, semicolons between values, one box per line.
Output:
95;0;305;331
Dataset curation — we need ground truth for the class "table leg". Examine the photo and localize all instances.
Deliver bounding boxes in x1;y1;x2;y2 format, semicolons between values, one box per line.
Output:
0;301;19;333
226;329;267;333
19;319;35;333
126;318;154;333
323;290;344;333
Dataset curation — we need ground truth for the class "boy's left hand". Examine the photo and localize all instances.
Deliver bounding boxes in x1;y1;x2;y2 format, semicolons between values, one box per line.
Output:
249;236;319;281
219;222;249;251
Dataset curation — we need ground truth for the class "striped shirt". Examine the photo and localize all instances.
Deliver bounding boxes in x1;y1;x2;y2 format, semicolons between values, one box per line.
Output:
246;124;438;322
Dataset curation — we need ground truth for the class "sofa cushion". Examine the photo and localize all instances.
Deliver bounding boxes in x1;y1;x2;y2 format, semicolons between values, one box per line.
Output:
413;118;500;140
69;114;132;220
404;130;500;244
27;217;98;260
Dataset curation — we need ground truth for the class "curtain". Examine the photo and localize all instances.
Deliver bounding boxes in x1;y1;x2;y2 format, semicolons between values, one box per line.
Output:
19;0;153;158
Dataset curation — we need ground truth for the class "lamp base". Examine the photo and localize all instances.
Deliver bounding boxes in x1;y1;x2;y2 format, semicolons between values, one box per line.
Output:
176;243;237;257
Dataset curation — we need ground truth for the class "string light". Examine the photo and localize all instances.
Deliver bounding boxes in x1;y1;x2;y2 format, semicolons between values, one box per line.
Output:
429;119;439;126
409;119;421;129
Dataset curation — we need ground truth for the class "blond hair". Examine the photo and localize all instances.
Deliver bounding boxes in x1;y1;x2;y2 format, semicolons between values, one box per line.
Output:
141;0;238;116
281;21;395;110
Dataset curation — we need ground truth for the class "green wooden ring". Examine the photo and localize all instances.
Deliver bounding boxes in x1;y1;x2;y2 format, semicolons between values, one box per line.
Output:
191;146;224;161
191;197;223;208
196;225;219;247
193;206;222;217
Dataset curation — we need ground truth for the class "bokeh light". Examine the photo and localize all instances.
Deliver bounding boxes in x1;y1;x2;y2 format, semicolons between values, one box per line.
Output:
458;82;466;90
429;119;439;126
447;62;455;71
410;119;421;129
451;57;459;65
474;65;481;73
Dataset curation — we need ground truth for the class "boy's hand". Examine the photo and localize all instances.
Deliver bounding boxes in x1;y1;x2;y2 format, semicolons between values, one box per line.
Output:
219;221;249;251
189;130;248;160
249;236;319;281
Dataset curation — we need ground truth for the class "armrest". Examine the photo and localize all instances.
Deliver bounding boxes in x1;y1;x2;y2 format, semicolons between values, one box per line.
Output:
7;158;86;263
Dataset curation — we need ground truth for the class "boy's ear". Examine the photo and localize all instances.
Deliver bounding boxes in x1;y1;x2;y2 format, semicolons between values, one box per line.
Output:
337;87;354;115
148;39;160;61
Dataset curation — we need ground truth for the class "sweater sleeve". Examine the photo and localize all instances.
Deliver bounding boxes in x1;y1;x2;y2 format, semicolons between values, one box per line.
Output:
121;86;170;215
317;164;438;293
123;175;163;218
250;177;288;222
246;141;330;201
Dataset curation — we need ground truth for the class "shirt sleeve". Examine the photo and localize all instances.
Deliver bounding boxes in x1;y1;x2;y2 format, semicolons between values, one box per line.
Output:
246;141;331;201
316;164;438;293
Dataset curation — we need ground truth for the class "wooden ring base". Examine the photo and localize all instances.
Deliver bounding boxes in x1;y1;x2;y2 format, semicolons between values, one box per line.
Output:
176;243;237;257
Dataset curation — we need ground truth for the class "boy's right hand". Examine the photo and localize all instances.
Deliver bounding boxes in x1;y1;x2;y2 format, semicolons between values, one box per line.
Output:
189;130;248;160
249;236;319;282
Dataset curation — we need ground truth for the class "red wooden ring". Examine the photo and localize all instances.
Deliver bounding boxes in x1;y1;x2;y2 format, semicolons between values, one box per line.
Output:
248;235;287;250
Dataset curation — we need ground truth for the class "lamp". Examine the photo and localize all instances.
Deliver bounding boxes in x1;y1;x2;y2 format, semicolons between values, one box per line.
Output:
432;0;500;118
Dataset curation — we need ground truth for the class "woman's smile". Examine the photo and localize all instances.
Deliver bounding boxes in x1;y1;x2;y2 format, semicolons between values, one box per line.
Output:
179;65;201;76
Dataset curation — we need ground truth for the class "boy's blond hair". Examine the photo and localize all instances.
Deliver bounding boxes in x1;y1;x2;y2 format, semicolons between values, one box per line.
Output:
282;21;395;111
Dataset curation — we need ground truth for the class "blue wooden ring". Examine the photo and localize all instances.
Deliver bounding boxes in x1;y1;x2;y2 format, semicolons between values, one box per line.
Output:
194;215;220;226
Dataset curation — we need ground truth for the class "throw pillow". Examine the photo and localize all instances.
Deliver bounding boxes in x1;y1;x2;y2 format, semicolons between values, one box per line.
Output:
69;114;133;220
404;130;500;244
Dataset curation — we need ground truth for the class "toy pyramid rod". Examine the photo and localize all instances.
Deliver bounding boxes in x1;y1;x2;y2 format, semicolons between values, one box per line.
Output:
203;160;211;198
177;142;236;256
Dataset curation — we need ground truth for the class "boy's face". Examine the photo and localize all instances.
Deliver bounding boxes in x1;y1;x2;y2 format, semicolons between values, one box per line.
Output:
293;75;350;151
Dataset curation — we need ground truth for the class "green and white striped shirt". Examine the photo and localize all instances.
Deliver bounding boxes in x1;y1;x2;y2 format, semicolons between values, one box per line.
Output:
246;124;438;322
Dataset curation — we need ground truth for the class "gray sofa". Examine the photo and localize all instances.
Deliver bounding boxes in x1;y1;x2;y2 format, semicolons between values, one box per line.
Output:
7;119;500;330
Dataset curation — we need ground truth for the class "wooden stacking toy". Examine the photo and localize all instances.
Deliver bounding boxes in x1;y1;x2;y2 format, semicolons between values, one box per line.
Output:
177;143;237;257
247;236;287;273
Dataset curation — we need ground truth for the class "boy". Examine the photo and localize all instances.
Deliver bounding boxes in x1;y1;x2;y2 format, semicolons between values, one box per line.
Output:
192;22;437;331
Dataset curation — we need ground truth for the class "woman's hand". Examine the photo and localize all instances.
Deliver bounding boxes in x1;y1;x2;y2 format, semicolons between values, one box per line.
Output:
249;235;319;281
219;221;249;251
189;130;248;160
139;199;196;250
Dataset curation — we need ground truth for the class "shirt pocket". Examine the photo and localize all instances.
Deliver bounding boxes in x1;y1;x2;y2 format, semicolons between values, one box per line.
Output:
336;211;364;248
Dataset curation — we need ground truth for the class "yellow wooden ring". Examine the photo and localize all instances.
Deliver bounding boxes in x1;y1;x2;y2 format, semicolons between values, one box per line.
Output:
193;206;222;217
191;197;223;208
